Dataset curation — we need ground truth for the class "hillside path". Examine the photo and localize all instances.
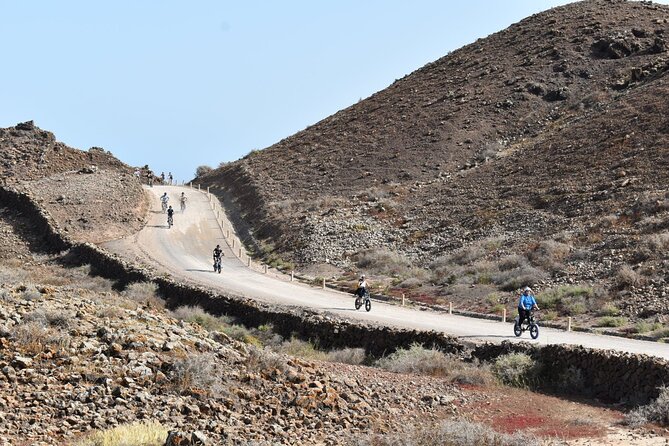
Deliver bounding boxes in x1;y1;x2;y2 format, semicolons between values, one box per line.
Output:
103;185;669;360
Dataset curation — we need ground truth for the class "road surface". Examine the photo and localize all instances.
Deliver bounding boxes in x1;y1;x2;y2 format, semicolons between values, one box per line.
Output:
103;185;669;361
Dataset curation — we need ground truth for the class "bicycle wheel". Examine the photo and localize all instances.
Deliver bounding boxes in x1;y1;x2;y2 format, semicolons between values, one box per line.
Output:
530;323;539;339
355;297;362;310
364;298;371;312
513;321;522;337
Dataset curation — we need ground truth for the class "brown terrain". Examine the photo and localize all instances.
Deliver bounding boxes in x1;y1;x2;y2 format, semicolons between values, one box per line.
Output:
199;0;669;334
2;1;669;445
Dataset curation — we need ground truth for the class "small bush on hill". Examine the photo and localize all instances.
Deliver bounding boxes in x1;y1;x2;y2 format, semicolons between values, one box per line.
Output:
195;165;213;177
625;386;669;426
122;282;163;308
616;264;644;290
527;239;571;272
171;306;229;332
170;353;223;395
491;353;538;388
326;347;367;365
355;248;413;277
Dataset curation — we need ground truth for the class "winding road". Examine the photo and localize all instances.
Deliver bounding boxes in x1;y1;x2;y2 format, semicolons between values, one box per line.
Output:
104;185;669;361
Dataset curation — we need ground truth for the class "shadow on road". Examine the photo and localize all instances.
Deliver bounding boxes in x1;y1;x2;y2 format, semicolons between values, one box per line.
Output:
458;335;519;340
147;225;170;229
186;268;216;273
323;307;362;312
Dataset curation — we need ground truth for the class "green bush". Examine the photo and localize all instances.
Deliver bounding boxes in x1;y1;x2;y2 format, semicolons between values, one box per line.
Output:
596;316;627;328
375;344;453;376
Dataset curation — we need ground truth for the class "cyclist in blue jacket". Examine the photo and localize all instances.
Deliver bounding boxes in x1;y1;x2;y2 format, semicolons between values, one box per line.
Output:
518;287;539;324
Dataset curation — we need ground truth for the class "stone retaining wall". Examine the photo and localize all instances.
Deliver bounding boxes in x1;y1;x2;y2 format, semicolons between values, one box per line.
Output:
3;185;669;405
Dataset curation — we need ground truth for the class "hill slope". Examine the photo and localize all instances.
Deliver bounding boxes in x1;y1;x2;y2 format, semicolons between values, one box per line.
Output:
0;121;147;244
199;0;669;322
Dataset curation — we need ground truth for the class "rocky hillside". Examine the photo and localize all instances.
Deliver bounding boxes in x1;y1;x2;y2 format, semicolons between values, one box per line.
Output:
199;0;669;321
0;121;147;243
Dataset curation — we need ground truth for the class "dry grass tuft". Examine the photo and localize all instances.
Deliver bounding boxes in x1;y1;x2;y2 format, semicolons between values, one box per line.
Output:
355;248;413;277
74;421;168;446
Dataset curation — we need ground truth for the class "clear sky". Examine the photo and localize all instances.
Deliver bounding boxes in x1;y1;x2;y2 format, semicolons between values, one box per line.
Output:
1;1;665;182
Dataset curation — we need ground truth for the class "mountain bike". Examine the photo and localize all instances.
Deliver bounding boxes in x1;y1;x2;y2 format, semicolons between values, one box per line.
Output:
180;199;187;212
514;310;539;339
213;256;222;273
161;201;168;213
167;214;173;229
355;289;371;312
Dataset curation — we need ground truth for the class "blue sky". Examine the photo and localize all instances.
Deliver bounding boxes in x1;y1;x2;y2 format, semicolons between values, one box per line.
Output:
2;1;665;182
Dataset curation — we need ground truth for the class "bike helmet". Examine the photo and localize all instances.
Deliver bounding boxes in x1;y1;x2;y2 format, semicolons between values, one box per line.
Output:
524;286;532;292
216;244;220;248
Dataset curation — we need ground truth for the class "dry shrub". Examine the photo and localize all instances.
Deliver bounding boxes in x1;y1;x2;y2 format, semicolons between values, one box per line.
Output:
625;386;669;426
246;345;290;372
491;353;538;388
537;285;597;315
24;309;72;329
274;337;327;360
498;254;528;271
354;419;539;446
375;344;494;385
0;266;29;285
74;421;168;446
122;282;163;308
616;264;644;290
527;239;570;272
492;265;546;292
397;277;422;289
171;306;229;332
326;347;366;365
449;244;487;266
646;232;669;251
355;248;412;277
170;353;223;395
11;321;71;355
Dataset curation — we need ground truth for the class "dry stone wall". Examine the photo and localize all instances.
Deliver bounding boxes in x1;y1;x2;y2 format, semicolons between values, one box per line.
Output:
3;184;669;405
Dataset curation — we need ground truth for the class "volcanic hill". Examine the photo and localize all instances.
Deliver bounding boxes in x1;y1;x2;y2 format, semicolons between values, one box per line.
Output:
198;0;669;323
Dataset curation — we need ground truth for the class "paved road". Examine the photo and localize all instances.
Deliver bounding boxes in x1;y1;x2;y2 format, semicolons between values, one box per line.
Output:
104;185;669;360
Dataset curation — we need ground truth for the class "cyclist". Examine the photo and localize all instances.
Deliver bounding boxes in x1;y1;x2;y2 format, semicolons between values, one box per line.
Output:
518;287;539;325
167;205;174;227
160;192;169;212
213;244;223;272
180;192;188;212
355;274;368;299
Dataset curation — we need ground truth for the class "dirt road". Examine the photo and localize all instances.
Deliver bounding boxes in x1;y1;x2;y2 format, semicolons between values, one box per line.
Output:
104;185;669;360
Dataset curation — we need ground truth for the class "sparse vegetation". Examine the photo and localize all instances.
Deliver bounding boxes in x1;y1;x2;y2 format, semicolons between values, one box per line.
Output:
354;419;540;446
